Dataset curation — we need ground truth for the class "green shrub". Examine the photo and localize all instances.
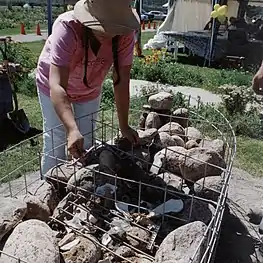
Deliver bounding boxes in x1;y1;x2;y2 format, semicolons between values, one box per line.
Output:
131;57;253;93
218;84;255;115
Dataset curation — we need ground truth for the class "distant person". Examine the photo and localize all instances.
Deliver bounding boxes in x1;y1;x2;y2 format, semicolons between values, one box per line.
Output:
228;17;237;30
134;0;144;57
36;0;140;174
252;65;263;96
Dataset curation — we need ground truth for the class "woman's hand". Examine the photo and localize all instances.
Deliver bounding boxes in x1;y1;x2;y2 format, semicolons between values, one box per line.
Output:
252;68;263;96
67;129;85;159
120;125;139;144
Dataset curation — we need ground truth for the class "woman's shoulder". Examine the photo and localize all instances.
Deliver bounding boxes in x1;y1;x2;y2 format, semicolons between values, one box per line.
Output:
53;10;81;31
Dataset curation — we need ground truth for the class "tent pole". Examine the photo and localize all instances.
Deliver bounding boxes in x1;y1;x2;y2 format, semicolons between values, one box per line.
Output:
47;0;52;36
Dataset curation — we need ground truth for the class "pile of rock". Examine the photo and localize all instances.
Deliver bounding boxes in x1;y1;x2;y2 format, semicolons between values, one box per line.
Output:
0;91;229;263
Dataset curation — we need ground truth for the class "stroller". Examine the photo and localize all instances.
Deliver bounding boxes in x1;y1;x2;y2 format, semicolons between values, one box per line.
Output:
0;37;40;151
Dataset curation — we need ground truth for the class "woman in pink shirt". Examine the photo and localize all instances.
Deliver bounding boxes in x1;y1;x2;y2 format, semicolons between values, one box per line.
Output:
36;0;140;174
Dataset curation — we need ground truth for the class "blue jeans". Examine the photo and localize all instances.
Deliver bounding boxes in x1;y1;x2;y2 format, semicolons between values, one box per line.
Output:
37;89;101;175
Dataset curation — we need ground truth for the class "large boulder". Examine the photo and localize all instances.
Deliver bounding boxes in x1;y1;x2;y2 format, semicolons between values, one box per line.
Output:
154;221;207;263
0;197;27;241
0;219;60;263
158;122;184;137
150;146;187;175
179;148;226;182
148;92;173;110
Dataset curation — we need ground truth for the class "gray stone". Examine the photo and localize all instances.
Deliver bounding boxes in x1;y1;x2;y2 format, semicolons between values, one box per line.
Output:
172;107;189;128
139;113;147;129
179;148;226;182
148;91;173;110
130;148;151;170
200;138;226;158
157;172;183;190
185;139;199;150
22;194;51;222
185;127;203;143
158;122;184;136
62;235;101;263
137;128;158;145
45;163;81;183
171;135;185;147
154;221;207;263
194;176;224;201
150;146;187;175
27;180;58;213
67;164;98;192
115;245;135;261
127;226;150;248
0;219;60;263
52;192;75;221
156;132;179;148
0;197;27;241
145;112;161;129
180;199;215;225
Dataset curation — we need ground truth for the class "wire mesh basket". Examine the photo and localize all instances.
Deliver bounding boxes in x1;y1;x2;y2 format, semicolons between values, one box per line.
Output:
0;93;236;263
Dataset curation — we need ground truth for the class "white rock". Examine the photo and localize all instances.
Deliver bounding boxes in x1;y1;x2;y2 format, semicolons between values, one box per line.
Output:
58;233;75;248
0;197;27;241
60;238;80;252
0;219;60;263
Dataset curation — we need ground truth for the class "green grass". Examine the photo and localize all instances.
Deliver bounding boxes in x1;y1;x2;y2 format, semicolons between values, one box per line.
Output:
234;136;263;177
23;40;45;55
0;25;47;36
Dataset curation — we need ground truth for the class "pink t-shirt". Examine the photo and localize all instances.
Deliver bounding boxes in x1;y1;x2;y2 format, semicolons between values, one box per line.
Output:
36;11;135;103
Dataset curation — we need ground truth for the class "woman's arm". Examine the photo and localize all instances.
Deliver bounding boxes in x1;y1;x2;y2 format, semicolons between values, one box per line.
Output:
113;65;131;131
49;64;78;134
113;64;138;143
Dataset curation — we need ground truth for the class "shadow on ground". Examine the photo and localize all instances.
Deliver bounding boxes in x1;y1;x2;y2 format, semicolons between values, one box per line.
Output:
215;205;257;263
0;117;42;152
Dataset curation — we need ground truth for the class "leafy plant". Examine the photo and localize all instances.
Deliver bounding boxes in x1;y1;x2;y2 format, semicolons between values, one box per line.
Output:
218;84;255;115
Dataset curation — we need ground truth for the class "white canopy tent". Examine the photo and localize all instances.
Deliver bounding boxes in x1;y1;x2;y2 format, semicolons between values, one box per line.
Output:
144;0;239;50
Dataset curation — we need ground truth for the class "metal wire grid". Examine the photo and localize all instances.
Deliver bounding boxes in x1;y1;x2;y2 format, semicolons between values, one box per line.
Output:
0;95;236;263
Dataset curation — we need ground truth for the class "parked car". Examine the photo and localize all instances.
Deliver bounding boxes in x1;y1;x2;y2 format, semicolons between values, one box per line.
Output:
142;9;154;22
147;10;167;21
